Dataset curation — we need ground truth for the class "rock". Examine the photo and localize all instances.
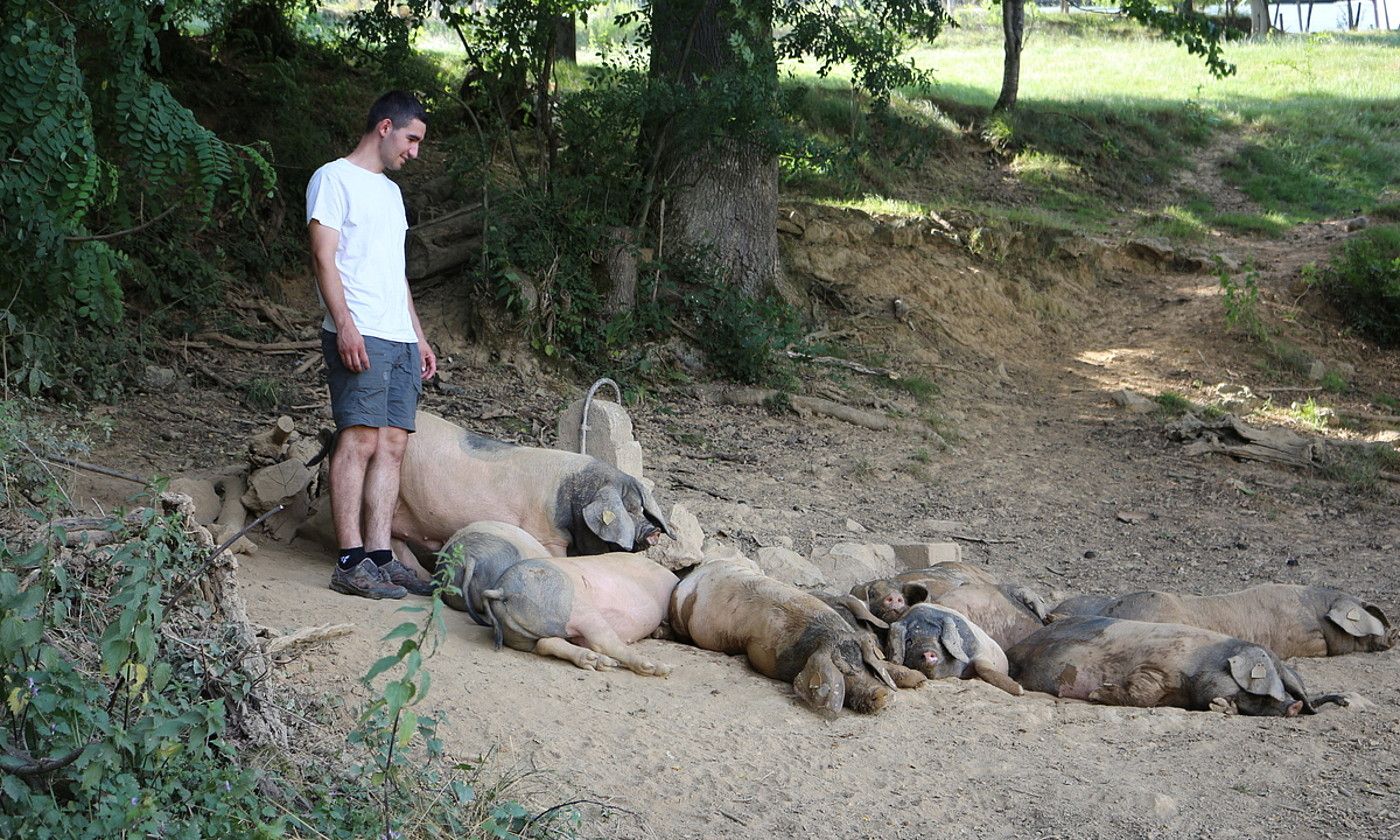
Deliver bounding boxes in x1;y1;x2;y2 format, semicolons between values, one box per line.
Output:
1110;389;1156;413
887;542;961;569
1343;216;1370;232
143;365;177;390
845;221;875;240
755;547;826;589
1150;793;1179;823
776;208;806;236
1125;237;1175;265
647;503;705;571
1306;360;1327;381
844;518;867;534
1116;511;1149;525
802;220;844;245
809;543;898;593
1214;382;1257;409
557;397;644;481
1334;361;1356;379
168;477;221;526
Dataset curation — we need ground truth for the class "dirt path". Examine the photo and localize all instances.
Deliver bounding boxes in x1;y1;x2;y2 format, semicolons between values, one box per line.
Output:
71;184;1400;836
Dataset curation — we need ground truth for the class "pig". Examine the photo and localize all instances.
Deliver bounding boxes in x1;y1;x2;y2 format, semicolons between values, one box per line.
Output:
433;521;550;623
1049;584;1394;659
812;592;927;689
1006;616;1325;716
885;603;1023;695
932;583;1045;649
482;552;678;677
670;557;898;714
851;562;1051;627
346;411;673;563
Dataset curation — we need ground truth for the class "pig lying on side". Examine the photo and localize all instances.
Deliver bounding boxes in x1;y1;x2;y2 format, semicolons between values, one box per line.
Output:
851;563;1049;642
930;584;1044;650
1007;616;1327;716
364;411;673;560
1051;584;1394;659
670;557;898;713
885;603;1022;695
434;521;550;623
812;592;927;689
483;553;678;677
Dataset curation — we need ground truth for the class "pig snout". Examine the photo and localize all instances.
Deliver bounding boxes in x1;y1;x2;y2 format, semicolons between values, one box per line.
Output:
921;650;940;666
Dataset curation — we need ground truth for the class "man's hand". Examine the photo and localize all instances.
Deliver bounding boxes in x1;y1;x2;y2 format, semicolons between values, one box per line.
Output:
419;342;437;380
337;323;370;373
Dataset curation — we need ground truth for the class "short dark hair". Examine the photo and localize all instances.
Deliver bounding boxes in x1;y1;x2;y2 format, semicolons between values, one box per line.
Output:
365;90;427;133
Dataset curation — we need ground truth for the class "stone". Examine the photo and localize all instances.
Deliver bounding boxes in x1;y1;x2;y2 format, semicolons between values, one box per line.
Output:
755;547;826;589
809;543;899;594
802;220;844;245
1110;389;1155;413
1306;360;1327;382
1125;237;1174;264
776;208;806;235
557;397;644;481
647;503;705;572
1343;215;1370;232
887;542;961;570
143;365;177;390
168;477;221;526
844;518;868;534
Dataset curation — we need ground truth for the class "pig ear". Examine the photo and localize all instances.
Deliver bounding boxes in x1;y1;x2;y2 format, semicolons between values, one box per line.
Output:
857;635;897;689
793;649;845;714
1276;661;1315;714
637;481;674;538
839;595;889;630
939;621;971;664
902;584;930;606
583;488;637;549
1227;651;1287;701
1326;601;1387;639
886;620;908;665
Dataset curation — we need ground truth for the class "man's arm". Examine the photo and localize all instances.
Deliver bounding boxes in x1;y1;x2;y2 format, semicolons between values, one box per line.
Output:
309;220;370;373
406;287;437;380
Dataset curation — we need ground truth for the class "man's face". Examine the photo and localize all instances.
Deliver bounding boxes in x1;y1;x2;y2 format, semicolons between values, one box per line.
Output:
377;117;426;171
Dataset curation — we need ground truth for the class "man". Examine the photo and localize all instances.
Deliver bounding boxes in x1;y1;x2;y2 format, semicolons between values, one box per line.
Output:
306;90;436;599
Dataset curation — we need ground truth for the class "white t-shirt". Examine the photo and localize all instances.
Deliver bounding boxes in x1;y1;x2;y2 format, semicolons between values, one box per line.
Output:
305;158;418;343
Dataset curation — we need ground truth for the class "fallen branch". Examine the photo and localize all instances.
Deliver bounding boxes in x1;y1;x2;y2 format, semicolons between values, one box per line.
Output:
42;455;146;485
165;503;284;607
784;349;900;380
264;623;355;657
193;332;320;353
723;388;948;448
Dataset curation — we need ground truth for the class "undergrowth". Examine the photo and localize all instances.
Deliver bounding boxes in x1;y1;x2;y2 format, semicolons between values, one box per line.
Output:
1313;224;1400;347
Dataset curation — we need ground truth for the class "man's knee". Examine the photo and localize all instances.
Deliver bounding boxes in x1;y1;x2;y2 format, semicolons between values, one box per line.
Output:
334;426;380;464
375;426;410;462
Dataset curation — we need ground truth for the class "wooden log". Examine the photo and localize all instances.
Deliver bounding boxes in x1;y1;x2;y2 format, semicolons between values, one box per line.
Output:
242;460;313;513
406;205;484;280
193;332;319;353
263;623;355;657
248;416;295;464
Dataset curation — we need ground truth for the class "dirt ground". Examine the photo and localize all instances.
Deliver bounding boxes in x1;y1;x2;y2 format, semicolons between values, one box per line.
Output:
66;166;1400;837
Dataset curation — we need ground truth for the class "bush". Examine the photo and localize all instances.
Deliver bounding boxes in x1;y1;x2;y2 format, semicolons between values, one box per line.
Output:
1317;225;1400;348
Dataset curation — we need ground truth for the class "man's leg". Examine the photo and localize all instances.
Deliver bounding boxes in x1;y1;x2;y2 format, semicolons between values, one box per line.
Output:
362;426;433;595
328;426;407;599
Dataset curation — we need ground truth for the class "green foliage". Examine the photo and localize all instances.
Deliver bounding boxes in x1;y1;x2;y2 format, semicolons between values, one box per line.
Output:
1154;390;1197;418
1;0;274;398
241;377;288;411
0;399;90;512
1315;225;1400;348
1217;260;1267;341
681;272;803;386
1321;443;1400;491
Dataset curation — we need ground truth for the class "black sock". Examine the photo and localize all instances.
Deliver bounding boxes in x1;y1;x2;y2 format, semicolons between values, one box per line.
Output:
337;546;366;570
368;549;395;567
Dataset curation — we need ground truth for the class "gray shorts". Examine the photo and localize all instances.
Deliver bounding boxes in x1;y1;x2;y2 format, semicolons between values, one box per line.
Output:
322;330;420;432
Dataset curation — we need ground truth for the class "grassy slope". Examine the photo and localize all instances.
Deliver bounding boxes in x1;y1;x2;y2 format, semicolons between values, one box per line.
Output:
781;11;1400;238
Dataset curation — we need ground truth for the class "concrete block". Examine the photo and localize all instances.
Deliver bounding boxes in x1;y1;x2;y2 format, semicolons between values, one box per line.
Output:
755;547;826;589
889;542;961;570
557;398;644;480
809;543;900;594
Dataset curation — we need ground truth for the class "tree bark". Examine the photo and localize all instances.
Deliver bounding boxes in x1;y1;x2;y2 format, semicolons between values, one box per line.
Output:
1249;0;1271;38
645;0;780;299
994;0;1025;112
555;14;576;63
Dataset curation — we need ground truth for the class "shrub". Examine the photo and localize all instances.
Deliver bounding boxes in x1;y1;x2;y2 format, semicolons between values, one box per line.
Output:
1316;225;1400;348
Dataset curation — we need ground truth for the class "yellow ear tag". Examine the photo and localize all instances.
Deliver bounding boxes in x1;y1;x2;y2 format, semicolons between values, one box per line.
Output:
1348;608;1362;622
1250;663;1267;680
602;510;616;526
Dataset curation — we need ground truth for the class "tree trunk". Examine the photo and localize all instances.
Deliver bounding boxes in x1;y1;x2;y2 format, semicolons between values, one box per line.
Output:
555;14;576;63
1249;0;1271;38
994;0;1025;112
645;0;779;299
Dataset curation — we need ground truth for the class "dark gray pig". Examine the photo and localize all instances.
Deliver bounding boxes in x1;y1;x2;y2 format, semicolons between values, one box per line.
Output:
933;583;1045;649
670;557;898;714
1007;616;1329;716
885;603;1023;695
434;521;550;623
813;592;927;689
392;411;673;557
1050;584;1394;658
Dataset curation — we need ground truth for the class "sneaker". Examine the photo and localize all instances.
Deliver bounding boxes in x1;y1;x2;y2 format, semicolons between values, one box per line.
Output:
377;558;436;596
330;559;408;600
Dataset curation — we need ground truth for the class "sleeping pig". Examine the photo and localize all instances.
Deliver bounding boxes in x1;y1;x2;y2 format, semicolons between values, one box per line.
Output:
1006;616;1331;716
434;521;550;623
1050;584;1394;659
482;551;678;677
852;562;1051;629
392;411;674;559
812;592;927;689
670;556;898;714
885;603;1022;695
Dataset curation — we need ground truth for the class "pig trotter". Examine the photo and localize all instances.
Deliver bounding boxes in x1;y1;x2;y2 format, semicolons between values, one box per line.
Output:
534;637;621;671
975;664;1024;696
1309;692;1349;709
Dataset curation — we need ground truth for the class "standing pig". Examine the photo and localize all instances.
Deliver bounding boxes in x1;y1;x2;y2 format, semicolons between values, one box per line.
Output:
391;411;673;558
434;521;550;623
885;603;1022;696
1050;584;1394;658
483;553;678;677
1007;616;1324;716
852;562;1050;626
670;557;898;714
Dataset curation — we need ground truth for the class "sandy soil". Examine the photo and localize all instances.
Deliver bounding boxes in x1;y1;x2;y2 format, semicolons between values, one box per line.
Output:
70;175;1400;838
